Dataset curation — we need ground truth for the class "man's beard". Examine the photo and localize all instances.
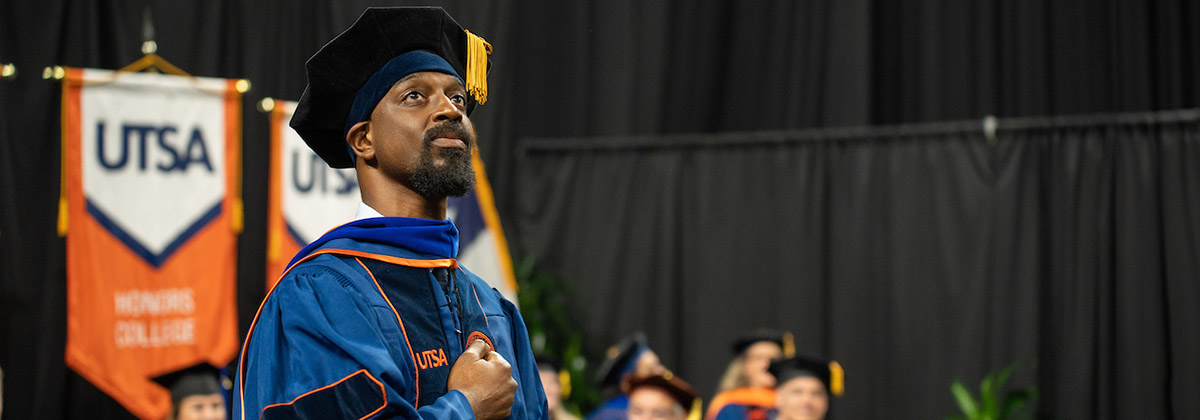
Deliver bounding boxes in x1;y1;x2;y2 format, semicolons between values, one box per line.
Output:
409;122;476;198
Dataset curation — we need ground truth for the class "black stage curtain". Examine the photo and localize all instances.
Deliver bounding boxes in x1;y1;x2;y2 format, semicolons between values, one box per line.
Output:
515;112;1200;419
2;0;1199;418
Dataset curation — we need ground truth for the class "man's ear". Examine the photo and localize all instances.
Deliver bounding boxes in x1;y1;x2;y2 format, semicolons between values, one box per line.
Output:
346;121;374;162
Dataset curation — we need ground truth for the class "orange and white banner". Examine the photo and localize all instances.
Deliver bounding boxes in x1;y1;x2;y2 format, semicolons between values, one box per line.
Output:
60;68;241;420
265;100;360;286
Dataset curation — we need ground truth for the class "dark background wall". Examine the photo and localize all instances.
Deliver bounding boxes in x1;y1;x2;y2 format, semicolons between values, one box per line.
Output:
2;0;1198;419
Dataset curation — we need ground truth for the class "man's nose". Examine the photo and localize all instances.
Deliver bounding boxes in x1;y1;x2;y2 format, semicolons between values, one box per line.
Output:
432;93;463;122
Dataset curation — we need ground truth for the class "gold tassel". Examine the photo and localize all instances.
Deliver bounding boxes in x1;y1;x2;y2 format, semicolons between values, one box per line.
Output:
57;197;68;236
464;29;492;104
58;71;70;237
268;228;281;261
782;331;795;358
687;397;703;420
231;197;244;234
559;369;572;399
230;84;244;234
829;361;844;396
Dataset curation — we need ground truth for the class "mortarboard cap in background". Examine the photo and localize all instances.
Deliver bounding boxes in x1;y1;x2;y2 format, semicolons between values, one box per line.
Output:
291;6;492;168
624;372;703;420
768;356;844;396
731;328;795;358
535;353;562;373
151;362;226;408
595;331;649;389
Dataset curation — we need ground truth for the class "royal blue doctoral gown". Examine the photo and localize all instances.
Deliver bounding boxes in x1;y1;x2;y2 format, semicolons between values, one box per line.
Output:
234;217;547;420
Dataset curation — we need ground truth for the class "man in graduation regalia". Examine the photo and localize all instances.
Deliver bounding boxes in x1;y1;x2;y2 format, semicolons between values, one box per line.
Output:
625;373;701;420
587;332;666;420
764;356;843;420
152;362;228;420
235;7;547;420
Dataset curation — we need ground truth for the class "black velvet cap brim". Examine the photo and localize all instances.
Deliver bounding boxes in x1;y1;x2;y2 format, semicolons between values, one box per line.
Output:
731;329;786;355
595;331;649;387
769;356;832;392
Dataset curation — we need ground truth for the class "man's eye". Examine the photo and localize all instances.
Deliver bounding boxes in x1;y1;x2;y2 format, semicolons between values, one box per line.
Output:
450;94;466;104
404;91;423;101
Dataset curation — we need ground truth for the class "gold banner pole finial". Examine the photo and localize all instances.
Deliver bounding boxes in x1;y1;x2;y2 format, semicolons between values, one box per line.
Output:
1;63;16;81
258;97;275;113
141;7;158;55
42;66;65;80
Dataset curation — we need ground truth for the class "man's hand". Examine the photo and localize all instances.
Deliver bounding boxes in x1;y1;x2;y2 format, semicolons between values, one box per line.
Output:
447;339;518;420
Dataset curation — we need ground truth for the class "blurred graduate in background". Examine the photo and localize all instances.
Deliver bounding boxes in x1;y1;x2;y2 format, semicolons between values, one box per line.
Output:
538;354;581;420
766;356;843;420
626;373;702;420
151;362;227;420
706;330;793;420
586;332;666;420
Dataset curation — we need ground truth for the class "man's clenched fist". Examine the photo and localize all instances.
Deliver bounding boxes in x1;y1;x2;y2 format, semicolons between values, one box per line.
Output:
447;339;518;420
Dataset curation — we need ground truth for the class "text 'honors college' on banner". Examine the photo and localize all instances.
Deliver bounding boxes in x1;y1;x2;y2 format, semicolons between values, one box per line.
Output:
60;68;241;420
266;100;518;301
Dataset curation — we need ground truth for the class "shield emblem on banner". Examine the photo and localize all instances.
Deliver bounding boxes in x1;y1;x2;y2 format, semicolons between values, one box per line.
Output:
80;73;227;267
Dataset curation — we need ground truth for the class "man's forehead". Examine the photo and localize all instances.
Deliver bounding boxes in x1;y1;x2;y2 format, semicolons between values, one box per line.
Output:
393;71;465;88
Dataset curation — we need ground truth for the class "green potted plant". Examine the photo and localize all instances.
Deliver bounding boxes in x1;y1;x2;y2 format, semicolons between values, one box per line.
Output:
514;257;599;416
948;362;1038;420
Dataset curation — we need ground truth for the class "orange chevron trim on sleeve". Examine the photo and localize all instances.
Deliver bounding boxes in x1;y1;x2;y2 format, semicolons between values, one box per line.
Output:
259;369;386;420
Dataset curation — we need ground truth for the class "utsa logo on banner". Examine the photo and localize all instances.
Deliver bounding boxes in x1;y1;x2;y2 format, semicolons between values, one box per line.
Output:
265;100;359;285
60;68;240;420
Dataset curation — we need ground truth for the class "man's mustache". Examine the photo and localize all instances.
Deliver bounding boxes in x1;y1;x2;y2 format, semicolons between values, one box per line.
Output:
423;122;474;149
